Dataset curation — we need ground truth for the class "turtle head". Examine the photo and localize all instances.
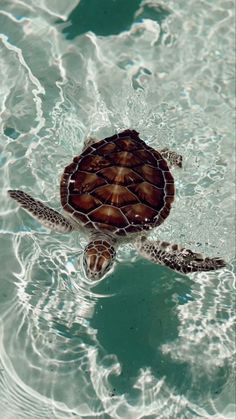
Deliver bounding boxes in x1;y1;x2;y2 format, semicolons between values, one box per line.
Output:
83;236;116;281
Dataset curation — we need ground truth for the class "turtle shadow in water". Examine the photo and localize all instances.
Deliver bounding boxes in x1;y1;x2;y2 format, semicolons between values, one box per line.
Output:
91;260;191;397
91;261;229;401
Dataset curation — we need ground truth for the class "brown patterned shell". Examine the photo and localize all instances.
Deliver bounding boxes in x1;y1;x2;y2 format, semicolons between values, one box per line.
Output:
60;130;174;236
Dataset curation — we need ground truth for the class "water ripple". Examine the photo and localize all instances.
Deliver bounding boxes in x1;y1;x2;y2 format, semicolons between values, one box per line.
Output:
0;0;235;417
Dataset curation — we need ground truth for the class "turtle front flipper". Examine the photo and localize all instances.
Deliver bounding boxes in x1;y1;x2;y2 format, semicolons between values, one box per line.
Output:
136;236;226;274
8;190;74;233
160;148;182;168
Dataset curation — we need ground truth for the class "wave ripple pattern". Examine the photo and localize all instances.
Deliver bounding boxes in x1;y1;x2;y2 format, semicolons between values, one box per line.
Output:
0;0;235;418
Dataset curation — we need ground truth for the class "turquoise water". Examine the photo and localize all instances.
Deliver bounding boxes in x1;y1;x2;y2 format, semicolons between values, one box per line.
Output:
0;0;235;418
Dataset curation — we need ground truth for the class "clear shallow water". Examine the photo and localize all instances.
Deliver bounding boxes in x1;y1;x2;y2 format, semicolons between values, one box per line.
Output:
0;0;235;418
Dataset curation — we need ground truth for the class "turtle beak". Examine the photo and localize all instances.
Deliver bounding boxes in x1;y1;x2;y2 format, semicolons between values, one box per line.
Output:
83;240;116;281
83;253;111;280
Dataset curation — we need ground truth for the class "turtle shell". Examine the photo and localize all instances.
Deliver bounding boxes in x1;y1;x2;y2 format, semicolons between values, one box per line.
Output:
60;130;174;236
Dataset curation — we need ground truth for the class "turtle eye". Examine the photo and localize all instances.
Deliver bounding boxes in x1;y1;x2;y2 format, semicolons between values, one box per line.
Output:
83;240;115;280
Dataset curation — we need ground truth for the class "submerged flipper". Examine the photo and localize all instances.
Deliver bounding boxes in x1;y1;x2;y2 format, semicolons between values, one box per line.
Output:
136;236;226;274
82;137;98;151
8;190;74;233
160;148;182;168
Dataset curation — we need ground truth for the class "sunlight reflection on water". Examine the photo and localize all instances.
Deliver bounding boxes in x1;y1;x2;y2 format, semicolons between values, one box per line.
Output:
0;0;235;418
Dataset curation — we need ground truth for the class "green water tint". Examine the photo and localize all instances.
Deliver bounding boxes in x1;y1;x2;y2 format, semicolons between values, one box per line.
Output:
92;261;229;402
58;0;169;38
0;0;235;416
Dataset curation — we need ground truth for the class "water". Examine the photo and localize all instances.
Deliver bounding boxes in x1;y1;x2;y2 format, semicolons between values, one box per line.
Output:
0;0;235;418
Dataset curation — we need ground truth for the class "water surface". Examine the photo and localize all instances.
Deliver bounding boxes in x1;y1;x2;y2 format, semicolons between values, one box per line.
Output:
0;0;235;418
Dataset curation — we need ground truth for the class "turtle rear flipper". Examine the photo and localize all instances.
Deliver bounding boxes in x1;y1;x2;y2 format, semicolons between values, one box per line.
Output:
160;148;183;168
136;236;226;274
8;190;74;233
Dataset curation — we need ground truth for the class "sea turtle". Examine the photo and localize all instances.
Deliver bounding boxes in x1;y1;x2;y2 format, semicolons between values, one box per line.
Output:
8;129;225;280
